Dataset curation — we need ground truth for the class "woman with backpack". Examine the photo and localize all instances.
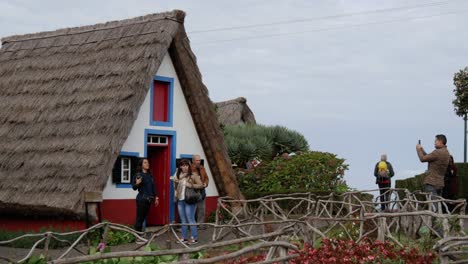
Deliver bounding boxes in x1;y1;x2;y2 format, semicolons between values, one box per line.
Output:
442;155;458;204
374;154;395;211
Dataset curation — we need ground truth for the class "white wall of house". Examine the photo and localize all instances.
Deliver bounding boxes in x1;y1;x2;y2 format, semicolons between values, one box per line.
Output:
102;52;219;199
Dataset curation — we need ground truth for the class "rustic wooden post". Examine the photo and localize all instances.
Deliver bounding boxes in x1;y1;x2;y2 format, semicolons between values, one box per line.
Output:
102;223;110;245
180;253;190;261
439;253;449;264
212;205;220;241
359;206;365;241
165;240;172;249
312;199;320;243
460;201;466;234
348;195;352;216
442;218;450;238
84;191;103;228
260;209;265;235
377;217;386;242
266;235;289;262
277;236;289;264
43;232;51;260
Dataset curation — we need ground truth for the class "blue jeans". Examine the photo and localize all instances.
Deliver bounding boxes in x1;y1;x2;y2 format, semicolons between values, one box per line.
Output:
178;200;198;240
425;184;442;211
425;184;443;236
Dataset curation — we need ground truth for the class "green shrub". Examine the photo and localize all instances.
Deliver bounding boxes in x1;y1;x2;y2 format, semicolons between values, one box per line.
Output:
103;229;135;246
239;151;348;195
224;124;309;166
0;225;136;249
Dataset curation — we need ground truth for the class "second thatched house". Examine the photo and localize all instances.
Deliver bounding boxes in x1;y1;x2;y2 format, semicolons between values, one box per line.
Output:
0;10;241;231
215;97;256;126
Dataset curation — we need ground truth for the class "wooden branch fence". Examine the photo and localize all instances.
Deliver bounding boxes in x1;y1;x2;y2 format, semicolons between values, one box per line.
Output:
1;188;468;263
213;188;467;245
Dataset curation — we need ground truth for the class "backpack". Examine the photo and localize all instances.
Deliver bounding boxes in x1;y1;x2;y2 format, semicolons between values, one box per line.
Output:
377;161;389;178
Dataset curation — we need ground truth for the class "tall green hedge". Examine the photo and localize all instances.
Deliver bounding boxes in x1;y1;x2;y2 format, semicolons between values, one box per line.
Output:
395;163;468;200
457;163;468;200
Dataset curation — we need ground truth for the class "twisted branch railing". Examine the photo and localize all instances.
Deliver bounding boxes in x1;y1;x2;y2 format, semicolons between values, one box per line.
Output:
213;188;467;243
1;188;467;263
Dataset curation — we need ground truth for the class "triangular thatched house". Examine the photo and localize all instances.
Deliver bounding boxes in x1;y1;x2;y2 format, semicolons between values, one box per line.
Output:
0;10;241;230
215;97;256;126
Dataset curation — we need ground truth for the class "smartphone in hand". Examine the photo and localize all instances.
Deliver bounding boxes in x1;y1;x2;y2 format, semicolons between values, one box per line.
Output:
418;140;421;145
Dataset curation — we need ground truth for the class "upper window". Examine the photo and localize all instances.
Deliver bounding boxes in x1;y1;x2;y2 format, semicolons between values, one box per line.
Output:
150;76;174;127
147;135;168;145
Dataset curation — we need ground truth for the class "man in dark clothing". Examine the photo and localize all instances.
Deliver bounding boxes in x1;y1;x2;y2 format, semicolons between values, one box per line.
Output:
374;154;395;211
192;154;209;229
132;158;158;232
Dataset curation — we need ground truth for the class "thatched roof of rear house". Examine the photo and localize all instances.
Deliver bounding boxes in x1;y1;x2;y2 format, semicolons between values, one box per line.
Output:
0;10;240;218
215;97;256;126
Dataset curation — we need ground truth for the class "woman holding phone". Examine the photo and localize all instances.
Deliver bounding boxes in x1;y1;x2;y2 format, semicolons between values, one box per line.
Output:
132;158;158;232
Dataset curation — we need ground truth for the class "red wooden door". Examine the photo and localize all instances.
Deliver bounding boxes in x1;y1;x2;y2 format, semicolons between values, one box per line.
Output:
147;141;170;225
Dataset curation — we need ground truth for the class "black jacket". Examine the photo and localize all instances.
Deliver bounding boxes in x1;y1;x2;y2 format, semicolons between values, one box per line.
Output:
132;172;157;202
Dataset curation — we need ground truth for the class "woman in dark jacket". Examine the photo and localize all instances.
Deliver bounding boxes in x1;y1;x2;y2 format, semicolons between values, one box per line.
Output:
443;155;458;200
132;158;159;232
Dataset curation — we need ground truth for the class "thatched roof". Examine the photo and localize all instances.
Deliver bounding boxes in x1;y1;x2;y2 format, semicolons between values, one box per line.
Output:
215;97;256;126
0;10;240;218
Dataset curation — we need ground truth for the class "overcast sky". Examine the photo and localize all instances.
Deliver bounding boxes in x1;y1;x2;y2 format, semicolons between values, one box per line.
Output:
1;0;468;191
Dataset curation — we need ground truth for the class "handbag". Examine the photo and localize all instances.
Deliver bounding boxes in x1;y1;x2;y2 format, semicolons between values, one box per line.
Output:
185;187;201;204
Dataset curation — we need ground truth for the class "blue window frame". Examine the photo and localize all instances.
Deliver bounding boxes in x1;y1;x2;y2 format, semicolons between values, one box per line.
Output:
150;76;174;127
116;151;140;188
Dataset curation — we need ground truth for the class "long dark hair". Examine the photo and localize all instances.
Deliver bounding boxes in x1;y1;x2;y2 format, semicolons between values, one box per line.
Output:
136;158;151;174
176;159;192;179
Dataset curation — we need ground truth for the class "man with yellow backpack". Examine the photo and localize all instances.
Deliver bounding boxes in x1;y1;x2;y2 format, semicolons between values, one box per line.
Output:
373;154;395;211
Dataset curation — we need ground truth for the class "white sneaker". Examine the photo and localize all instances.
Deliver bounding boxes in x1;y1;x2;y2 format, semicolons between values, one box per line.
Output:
176;237;188;244
189;237;198;245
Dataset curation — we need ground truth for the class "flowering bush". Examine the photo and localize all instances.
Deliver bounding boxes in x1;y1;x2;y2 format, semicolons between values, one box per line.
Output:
226;238;436;264
239;151;348;196
289;239;435;264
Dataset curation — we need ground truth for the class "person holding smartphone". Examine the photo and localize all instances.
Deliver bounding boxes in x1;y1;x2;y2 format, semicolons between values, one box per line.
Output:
416;135;450;196
132;158;158;232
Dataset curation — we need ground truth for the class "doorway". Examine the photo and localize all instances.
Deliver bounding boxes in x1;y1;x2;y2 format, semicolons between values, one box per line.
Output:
146;135;171;225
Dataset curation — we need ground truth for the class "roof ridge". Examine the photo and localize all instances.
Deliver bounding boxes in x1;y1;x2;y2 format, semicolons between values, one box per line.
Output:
2;9;185;44
216;97;247;106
